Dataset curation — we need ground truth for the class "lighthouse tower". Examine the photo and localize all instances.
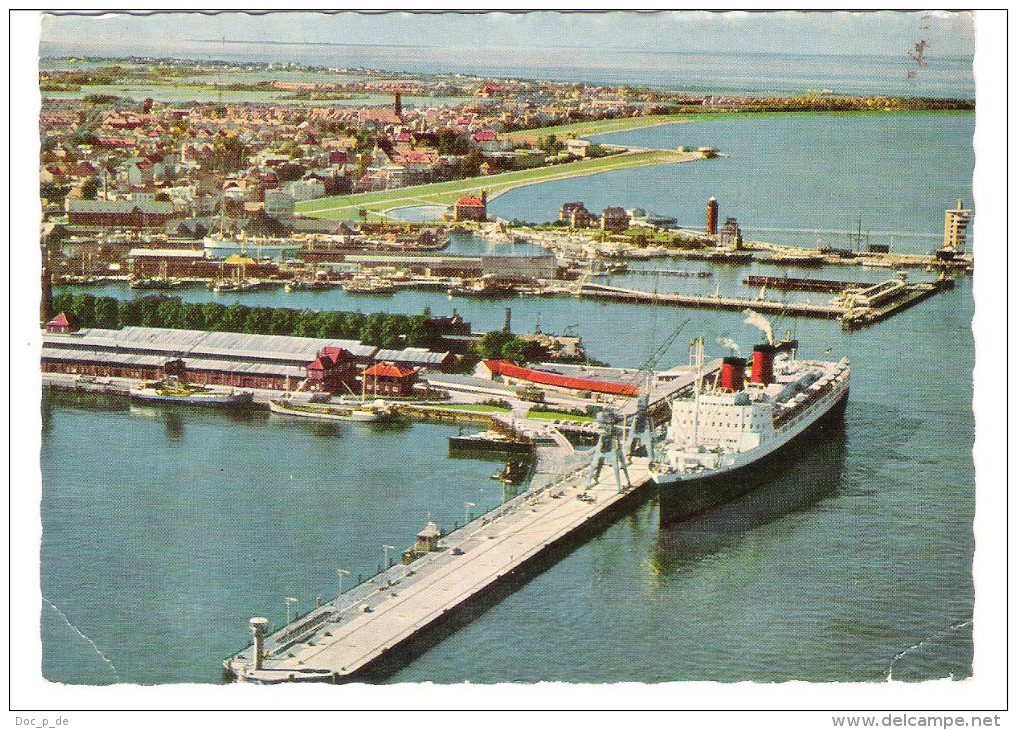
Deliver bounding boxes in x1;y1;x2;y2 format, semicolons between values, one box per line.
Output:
706;197;719;236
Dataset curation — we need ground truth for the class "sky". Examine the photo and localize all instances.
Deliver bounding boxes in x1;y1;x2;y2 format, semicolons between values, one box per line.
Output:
39;10;975;59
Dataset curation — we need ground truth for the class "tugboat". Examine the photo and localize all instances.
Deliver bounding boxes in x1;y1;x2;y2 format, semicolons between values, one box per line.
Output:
449;429;534;456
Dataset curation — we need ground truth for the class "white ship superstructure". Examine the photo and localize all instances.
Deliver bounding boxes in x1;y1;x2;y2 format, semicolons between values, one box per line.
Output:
652;341;849;484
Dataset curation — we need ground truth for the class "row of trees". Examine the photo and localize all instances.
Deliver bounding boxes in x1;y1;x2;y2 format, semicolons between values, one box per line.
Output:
48;295;571;371
49;293;448;350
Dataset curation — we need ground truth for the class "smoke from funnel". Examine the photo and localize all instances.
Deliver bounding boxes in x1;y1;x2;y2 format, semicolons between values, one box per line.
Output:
743;309;773;345
715;336;741;356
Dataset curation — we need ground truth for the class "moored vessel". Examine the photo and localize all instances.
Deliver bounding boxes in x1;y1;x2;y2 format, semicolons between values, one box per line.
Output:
449;429;534;456
342;276;397;294
650;331;849;522
129;275;183;290
129;377;254;407
268;397;393;423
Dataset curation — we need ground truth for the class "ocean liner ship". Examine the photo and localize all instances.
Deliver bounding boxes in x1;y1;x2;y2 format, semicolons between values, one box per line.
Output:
649;336;849;520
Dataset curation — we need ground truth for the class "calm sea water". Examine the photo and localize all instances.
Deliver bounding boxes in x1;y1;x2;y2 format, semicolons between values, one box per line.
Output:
39;37;974;99
494;112;974;253
41;112;974;684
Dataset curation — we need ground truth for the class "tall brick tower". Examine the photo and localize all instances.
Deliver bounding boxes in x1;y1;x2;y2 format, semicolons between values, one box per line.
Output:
706;196;719;236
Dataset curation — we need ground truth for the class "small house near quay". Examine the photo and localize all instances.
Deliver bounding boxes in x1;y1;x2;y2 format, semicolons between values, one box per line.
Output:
362;362;418;397
453;191;487;222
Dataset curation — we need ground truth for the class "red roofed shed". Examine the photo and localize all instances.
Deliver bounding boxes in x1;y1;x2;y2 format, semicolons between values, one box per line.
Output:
454;191;487;222
478;360;638;397
362;362;417;398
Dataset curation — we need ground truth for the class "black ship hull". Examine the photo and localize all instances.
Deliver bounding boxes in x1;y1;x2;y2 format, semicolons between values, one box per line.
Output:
657;388;849;525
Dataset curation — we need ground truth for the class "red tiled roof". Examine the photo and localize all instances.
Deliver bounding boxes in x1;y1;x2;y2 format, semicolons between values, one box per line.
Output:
471;130;496;142
48;312;70;328
482;360;638;397
319;346;352;364
364;362;416;379
456;196;485;208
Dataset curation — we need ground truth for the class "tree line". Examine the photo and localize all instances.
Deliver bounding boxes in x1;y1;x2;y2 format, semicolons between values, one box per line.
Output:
49;292;447;350
48;293;585;371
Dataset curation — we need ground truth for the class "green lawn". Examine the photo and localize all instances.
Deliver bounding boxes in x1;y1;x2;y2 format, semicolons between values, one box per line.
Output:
296;149;693;220
417;403;512;413
502;115;685;143
525;409;594;423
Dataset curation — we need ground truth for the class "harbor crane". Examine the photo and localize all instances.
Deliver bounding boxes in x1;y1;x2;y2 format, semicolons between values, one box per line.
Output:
587;319;688;491
623;318;690;461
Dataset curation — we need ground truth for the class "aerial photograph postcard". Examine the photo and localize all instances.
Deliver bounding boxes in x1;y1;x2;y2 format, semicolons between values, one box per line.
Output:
17;7;1003;714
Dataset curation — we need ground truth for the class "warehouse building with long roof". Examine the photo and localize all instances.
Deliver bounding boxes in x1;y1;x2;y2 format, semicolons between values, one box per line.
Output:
41;323;454;393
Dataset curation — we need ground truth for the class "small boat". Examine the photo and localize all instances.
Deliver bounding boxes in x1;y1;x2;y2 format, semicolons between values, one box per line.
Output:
285;279;331;292
268;398;392;423
129;276;183;290
342;278;397;295
129;377;253;407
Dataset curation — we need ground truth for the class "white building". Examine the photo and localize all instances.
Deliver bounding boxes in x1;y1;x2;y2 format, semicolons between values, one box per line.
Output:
285;178;326;202
264;189;295;218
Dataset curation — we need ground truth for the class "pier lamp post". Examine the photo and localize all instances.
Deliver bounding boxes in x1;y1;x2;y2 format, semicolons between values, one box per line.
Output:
464;502;476;525
382;544;395;570
283;596;297;627
337;567;350;599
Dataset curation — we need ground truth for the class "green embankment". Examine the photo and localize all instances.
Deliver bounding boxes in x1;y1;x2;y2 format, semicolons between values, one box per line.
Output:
419;403;512;414
501;114;685;142
296;149;691;220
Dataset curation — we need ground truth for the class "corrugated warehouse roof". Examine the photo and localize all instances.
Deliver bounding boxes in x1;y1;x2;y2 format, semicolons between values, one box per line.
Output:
41;347;170;368
184;357;306;378
42;325;454;378
117;326;209;353
374;347;450;367
423;372;516;395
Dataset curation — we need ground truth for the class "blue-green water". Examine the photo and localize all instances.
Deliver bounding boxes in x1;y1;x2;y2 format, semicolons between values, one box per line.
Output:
41;112;974;684
41;405;508;684
493;112;974;254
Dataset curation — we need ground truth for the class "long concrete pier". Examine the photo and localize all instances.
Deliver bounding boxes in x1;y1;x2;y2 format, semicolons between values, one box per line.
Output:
223;450;655;683
572;279;947;329
575;282;844;318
